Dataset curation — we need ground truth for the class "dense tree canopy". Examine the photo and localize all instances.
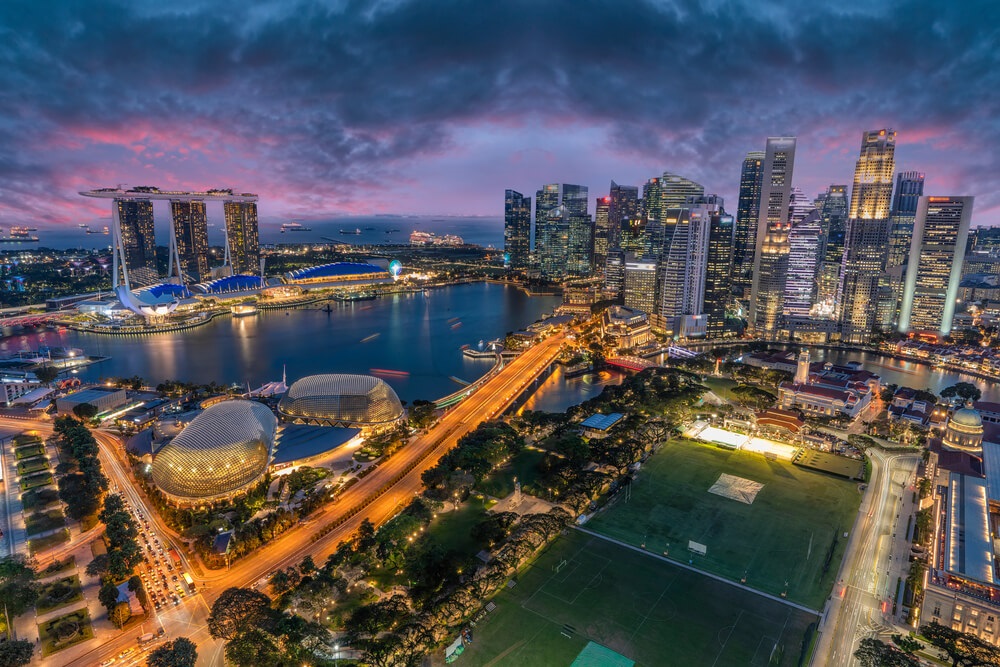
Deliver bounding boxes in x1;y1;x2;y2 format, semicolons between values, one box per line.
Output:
147;637;198;667
0;556;38;618
207;587;274;641
0;639;34;667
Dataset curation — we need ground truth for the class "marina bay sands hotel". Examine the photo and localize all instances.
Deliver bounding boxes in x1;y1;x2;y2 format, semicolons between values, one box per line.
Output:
80;186;260;289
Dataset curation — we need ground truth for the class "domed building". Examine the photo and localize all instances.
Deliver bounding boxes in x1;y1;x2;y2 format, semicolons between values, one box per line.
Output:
151;400;277;506
943;404;984;453
278;374;405;434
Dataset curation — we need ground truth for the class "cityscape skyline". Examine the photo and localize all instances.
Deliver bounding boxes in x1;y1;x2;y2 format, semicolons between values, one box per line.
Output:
0;1;998;231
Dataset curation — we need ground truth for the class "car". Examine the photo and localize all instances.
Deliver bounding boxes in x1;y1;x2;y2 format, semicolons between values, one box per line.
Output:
100;659;116;666
172;575;178;581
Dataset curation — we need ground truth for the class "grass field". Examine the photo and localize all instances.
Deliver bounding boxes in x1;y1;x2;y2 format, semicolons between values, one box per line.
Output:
36;575;84;614
476;448;546;498
20;472;54;490
14;444;45;460
586;438;861;608
29;529;70;555
701;377;741;402
458;531;817;667
16;457;49;475
25;509;67;537
38;608;93;656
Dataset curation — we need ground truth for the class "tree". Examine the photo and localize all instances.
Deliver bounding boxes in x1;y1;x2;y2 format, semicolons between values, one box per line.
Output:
854;637;918;667
224;628;281;667
941;382;982;404
85;553;109;577
109;600;131;628
0;639;34;667
33;364;59;386
892;634;923;654
207;587;273;641
72;402;98;421
98;581;120;614
920;621;1000;667
147;637;198;667
0;556;39;618
299;554;316;575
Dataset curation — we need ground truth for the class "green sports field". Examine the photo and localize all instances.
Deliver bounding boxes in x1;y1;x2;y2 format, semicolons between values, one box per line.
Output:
586;438;862;608
457;531;817;667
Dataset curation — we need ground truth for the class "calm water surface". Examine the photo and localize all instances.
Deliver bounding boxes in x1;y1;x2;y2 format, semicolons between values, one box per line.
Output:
4;283;559;403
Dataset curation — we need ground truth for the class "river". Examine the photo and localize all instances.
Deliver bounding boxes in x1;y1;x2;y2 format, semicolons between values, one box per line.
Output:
1;283;559;403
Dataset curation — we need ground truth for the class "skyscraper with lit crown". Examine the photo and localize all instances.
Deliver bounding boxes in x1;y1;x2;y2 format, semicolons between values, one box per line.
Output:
838;129;896;343
223;200;261;276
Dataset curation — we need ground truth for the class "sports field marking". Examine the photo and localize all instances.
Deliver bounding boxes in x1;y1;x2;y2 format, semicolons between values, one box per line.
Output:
711;609;744;667
575;526;821;615
627;573;676;644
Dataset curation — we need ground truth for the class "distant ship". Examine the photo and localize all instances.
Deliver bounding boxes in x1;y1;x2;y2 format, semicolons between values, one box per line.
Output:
280;222;312;233
85;226;109;235
10;227;36;235
0;228;39;243
78;223;89;229
339;228;362;235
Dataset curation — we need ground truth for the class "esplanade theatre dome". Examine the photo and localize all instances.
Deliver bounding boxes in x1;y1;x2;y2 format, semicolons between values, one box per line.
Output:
151;400;277;505
278;374;405;432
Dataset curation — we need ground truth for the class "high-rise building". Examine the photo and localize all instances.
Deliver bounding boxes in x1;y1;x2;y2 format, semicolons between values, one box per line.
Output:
593;196;611;272
660;173;705;210
503;189;532;271
788;187;817;226
534;184;560;252
537;205;571;278
702;199;733;338
609;181;639;250
814;185;849;317
749;137;797;337
642;177;663;224
784;212;824;317
561;184;589;217
839;129;896;343
170;200;209;282
623;258;657;314
899;196;974;336
116;198;158;286
223;201;261;276
732;152;765;299
605;249;626;300
884;172;926;324
566;211;594;277
657;205;713;336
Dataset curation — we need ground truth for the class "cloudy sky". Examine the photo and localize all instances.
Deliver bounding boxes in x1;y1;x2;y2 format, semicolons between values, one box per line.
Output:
1;0;998;231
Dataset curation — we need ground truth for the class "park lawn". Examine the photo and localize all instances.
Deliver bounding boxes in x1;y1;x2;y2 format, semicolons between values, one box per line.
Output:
12;433;43;446
21;486;60;510
29;529;70;555
586;438;862;609
458;531;817;667
36;575;84;614
39;556;76;578
701;376;741;402
25;509;67;537
16;457;50;475
20;472;54;490
14;444;45;460
475;447;546;499
38;608;94;656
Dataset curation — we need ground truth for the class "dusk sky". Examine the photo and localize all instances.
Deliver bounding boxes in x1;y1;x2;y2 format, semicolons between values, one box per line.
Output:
2;0;998;232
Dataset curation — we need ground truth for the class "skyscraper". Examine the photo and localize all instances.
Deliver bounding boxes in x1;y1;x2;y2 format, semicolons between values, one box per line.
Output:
566;211;594;276
223;201;260;276
116;198;158;286
732;151;765;299
170;200;209;283
534;184;560;253
503;189;532;271
660;173;704;210
642;177;663;224
838;129;896;343
624;257;657;314
884;172;926;324
749;137;797;337
784;212;824;317
537;205;571;278
609;181;639;245
702;198;734;338
898;196;974;336
788;187;817;226
814;185;849;316
657;205;713;336
561;184;589;217
605;248;626;300
593;196;611;272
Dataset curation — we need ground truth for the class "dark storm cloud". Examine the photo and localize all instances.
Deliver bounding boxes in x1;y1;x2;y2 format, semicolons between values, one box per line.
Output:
0;0;997;222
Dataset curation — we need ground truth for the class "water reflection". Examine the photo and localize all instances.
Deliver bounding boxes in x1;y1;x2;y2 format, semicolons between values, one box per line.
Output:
519;366;624;414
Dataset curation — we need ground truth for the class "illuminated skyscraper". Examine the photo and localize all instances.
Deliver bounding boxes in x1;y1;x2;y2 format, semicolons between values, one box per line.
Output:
605;248;626;299
608;181;639;251
566;211;594;277
170;200;209;282
503;189;532;271
814;185;849;316
593;196;611;272
883;172;926;325
702;198;734;337
660;172;704;210
534;184;560;252
624;257;657;314
784;212;823;317
537;205;570;278
750;137;797;337
224;201;261;276
732;152;765;299
534;184;589;278
561;184;589;217
642;177;663;224
898;196;973;335
116;198;158;286
838;129;896;343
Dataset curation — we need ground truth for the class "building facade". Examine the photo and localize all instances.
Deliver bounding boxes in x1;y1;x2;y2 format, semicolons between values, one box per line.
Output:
116;198;158;286
815;184;849;317
593;196;611;272
750;137;797;337
623;258;657;314
732;151;765;299
170;200;210;282
899;196;974;335
223;201;261;276
503;189;532;271
784;212;824;317
705;206;734;338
